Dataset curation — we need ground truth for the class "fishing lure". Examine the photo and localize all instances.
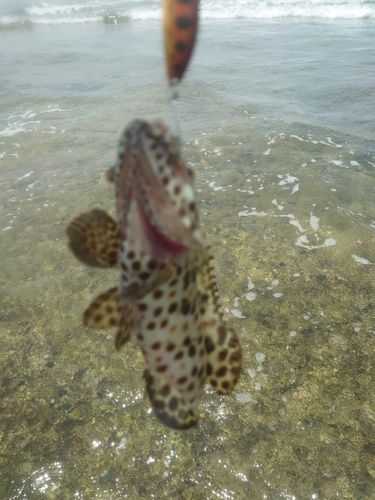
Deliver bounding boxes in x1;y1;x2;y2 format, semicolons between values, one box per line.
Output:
163;0;199;84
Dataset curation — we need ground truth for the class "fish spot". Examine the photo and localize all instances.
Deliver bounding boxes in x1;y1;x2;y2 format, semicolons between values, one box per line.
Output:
175;41;188;52
198;366;205;378
109;317;117;327
106;305;114;314
169;325;177;333
178;208;186;217
177;376;187;384
216;366;227;378
92;301;101;310
147;322;156;330
166;343;175;352
206;363;213;376
183;336;191;346
137;333;144;341
187;382;195;392
181;298;190;315
218;325;227;345
199;348;205;358
127;251;135;259
191;366;198;376
201;293;209;303
162;176;169;186
211;379;218;388
228;335;239;349
188;345;196;357
174;351;184;360
169;278;178;287
182;322;189;332
205;337;215;354
230;351;241;363
156;365;168;373
218;349;228;361
148;259;158;270
153;307;163;317
222;381;231;391
94;314;103;323
132;261;141;271
169;302;178;314
138;303;148;311
160;384;171;397
151;341;161;349
169;397;178;411
168;290;177;299
160;318;169;328
153;289;163;299
139;272;150;281
175;16;191;29
189;202;195;212
176;265;182;276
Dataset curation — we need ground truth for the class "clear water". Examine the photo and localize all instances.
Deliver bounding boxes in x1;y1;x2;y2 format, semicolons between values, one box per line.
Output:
1;8;375;500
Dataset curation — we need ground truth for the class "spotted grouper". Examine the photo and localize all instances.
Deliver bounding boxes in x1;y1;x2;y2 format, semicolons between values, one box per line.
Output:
66;119;242;429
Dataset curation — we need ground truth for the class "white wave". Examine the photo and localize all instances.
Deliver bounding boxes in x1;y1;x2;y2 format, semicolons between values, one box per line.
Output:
2;0;374;26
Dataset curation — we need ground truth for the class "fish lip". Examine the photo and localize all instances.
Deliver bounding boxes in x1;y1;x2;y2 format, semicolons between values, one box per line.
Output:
136;195;188;261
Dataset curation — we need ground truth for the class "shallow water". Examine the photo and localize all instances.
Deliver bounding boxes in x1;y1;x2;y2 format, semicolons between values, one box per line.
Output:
1;17;375;500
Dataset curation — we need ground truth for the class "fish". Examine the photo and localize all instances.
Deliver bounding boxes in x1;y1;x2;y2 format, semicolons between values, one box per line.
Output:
66;119;242;429
163;0;199;83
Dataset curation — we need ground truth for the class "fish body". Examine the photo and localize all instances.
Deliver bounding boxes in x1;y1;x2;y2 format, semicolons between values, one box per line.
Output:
163;0;199;83
67;119;242;429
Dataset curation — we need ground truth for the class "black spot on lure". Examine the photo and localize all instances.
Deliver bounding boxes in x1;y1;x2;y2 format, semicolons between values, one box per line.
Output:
163;0;199;83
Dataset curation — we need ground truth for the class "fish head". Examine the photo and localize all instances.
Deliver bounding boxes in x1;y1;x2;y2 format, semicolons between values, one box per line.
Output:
114;119;203;261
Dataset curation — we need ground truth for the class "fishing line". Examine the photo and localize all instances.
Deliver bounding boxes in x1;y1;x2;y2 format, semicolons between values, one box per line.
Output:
168;79;182;140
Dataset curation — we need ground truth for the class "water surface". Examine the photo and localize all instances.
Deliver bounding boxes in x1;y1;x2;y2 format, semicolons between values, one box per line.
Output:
1;14;375;500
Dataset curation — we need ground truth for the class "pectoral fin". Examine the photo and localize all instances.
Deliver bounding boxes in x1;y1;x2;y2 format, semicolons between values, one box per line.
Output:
83;287;121;329
66;209;120;268
144;370;197;429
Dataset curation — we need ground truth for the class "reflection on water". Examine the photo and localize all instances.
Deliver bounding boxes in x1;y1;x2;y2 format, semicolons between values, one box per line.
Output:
1;106;374;498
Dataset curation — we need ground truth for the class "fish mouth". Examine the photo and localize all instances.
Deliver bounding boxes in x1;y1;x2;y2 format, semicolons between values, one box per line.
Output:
137;195;187;261
117;120;203;262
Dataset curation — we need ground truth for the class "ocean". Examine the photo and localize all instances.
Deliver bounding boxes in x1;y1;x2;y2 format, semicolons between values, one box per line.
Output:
1;1;375;499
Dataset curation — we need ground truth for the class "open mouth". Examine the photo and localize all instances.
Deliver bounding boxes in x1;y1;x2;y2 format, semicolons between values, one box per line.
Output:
137;196;187;261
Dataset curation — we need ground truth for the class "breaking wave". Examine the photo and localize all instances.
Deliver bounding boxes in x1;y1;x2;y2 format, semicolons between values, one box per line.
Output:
1;0;375;30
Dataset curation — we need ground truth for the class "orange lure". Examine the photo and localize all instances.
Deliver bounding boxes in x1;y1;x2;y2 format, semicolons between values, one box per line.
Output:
163;0;199;83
